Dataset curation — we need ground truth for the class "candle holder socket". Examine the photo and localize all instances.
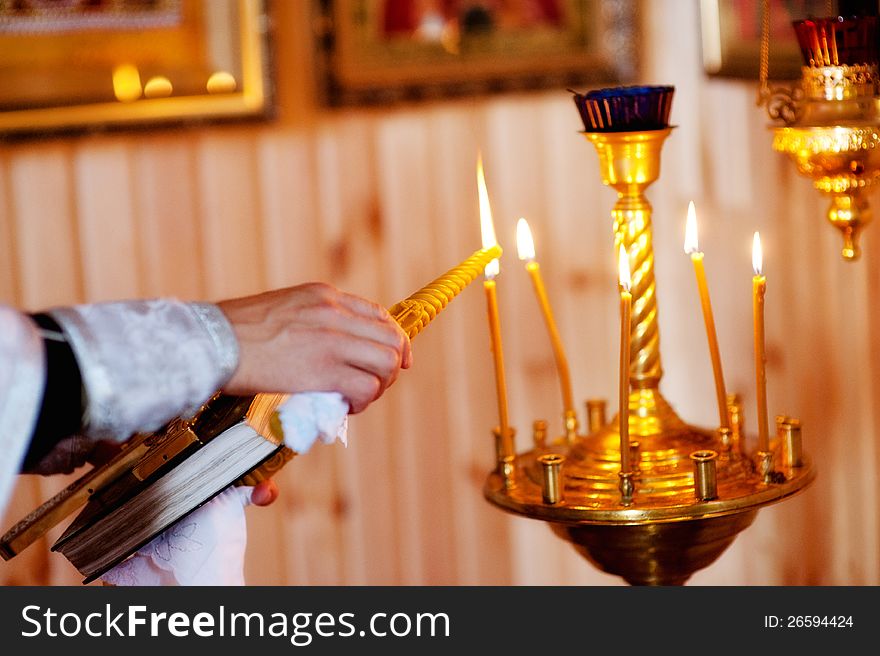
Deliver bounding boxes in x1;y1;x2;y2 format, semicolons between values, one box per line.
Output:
618;471;635;506
564;409;579;444
727;393;746;456
717;426;734;458
500;455;516;491
691;450;719;501
538;453;565;505
780;419;804;470
629;440;641;475
493;426;517;473
586;399;607;434
532;420;548;451
756;450;775;483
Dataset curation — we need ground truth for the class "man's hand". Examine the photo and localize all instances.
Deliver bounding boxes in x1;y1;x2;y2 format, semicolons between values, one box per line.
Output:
218;283;412;414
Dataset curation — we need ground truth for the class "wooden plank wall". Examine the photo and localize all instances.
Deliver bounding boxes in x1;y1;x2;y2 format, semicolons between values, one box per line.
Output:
1;1;877;586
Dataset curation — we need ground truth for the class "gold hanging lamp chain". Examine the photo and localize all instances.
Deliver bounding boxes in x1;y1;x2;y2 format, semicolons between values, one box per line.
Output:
756;0;803;125
758;0;771;105
760;0;837;100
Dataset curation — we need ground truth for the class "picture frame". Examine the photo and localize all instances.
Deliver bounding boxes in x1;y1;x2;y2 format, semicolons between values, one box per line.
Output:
0;0;274;139
700;0;830;79
314;0;639;106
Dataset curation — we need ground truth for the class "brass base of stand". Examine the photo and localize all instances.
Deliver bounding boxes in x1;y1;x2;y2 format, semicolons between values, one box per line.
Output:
551;511;756;586
484;390;815;585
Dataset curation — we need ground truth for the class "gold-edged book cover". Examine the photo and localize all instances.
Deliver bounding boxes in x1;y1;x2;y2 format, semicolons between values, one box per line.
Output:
15;393;289;584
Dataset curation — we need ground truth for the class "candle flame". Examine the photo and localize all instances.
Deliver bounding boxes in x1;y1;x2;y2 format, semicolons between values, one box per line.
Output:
752;231;763;275
516;217;536;261
477;152;500;278
618;245;631;292
478;153;497;250
684;201;700;255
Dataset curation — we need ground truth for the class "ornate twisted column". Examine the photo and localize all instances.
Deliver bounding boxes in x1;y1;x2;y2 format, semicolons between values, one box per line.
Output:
585;127;684;438
613;193;662;388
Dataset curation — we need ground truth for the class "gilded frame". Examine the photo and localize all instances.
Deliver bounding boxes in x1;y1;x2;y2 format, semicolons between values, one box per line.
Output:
0;0;273;138
315;0;638;106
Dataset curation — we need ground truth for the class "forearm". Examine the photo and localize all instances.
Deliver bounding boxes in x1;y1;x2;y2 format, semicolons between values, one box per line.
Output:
20;299;240;479
47;299;239;441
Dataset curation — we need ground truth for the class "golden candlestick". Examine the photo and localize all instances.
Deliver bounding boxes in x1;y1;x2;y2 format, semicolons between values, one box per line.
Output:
484;124;815;586
618;246;633;505
475;152;514;464
685;201;729;429
484;269;513;461
516;218;577;442
752;232;771;456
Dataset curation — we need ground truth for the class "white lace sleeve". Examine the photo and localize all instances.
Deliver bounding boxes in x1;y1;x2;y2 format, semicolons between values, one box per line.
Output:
48;300;239;442
0;306;45;517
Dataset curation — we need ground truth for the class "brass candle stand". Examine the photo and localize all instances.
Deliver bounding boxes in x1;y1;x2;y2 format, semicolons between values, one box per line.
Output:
484;127;815;586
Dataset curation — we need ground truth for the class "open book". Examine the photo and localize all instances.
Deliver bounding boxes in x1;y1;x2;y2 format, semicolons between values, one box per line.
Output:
2;393;292;583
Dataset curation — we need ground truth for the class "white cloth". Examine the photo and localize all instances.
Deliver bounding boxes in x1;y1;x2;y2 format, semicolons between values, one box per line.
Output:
101;392;350;586
100;486;255;586
276;391;349;453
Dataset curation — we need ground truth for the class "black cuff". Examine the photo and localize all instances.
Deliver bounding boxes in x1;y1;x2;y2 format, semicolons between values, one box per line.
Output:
21;313;85;471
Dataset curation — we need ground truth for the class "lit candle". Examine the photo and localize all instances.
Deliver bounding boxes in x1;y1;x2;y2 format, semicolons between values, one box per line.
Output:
618;245;632;475
752;231;770;454
516;218;576;434
478;154;513;459
684;201;729;429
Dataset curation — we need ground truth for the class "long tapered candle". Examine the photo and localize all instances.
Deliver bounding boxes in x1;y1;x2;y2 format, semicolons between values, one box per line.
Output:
752;231;770;454
478;154;513;458
484;267;511;451
516;218;575;421
684;201;729;429
388;244;502;339
618;245;632;474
